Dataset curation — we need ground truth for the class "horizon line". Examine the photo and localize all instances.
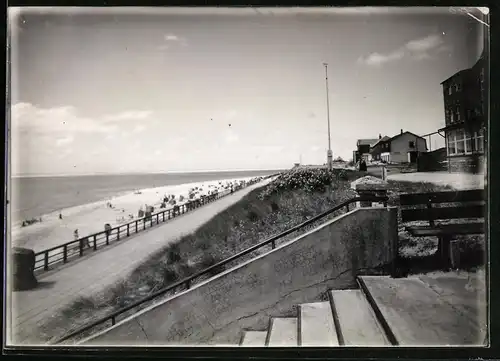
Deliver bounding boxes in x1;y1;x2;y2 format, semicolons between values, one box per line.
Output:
11;168;289;178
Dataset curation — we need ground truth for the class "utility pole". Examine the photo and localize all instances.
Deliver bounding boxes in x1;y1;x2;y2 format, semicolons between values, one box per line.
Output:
323;63;333;170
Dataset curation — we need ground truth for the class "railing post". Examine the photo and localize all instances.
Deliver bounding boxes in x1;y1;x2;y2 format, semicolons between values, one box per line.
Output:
345;204;349;213
93;235;97;250
156;213;159;224
271;240;276;249
63;246;67;263
111;316;116;326
44;251;49;271
135;220;138;233
150;216;153;227
143;219;146;230
185;279;191;290
163;211;165;222
127;223;130;237
79;239;84;257
106;232;109;245
168;210;171;220
117;227;120;240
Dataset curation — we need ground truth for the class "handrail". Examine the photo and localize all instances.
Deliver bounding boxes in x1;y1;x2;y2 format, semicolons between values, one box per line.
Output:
32;178;265;272
53;194;388;344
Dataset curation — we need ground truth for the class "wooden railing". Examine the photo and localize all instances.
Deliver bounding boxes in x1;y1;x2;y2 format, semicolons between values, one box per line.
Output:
53;194;388;344
34;178;265;273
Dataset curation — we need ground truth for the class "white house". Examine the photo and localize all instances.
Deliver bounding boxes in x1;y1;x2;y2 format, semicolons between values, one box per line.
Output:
378;130;427;164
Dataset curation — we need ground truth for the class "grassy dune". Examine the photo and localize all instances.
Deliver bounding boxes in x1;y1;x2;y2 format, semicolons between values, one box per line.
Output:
39;168;485;343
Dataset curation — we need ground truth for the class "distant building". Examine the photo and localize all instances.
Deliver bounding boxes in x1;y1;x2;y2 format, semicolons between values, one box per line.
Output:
439;51;486;173
370;130;427;164
370;134;391;161
354;138;379;163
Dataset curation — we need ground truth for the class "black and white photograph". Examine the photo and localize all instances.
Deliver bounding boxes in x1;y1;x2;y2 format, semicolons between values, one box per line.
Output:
5;6;488;348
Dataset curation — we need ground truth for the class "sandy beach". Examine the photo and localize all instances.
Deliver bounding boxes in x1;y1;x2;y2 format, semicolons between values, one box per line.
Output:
11;177;257;253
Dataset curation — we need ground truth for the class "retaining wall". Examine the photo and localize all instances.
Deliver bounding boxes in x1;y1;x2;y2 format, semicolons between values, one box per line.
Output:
83;206;398;346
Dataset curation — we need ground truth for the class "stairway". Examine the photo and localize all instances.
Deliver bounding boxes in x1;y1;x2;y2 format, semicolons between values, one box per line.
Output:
239;275;486;347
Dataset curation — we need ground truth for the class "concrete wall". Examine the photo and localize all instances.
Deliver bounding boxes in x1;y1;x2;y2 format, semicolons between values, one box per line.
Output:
84;207;398;346
449;154;485;174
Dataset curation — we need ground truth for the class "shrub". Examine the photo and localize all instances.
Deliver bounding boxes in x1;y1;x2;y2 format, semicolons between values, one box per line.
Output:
247;210;259;222
199;254;225;277
166;243;182;263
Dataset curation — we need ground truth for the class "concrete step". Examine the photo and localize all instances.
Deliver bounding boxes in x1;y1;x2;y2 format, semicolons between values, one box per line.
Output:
358;275;482;346
240;331;268;346
267;318;298;346
298;302;338;346
329;289;390;346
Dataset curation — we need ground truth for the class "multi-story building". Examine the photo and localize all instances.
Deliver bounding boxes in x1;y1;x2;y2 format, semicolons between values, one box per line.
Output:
439;52;486;173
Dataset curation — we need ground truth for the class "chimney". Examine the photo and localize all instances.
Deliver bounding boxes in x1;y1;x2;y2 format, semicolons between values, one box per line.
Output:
401;129;403;134
379;134;382;139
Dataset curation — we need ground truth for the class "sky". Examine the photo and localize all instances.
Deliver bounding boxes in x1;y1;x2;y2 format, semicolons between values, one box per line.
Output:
8;7;488;176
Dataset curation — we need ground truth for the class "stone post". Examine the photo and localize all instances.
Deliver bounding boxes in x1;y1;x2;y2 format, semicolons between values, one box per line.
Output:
350;176;389;208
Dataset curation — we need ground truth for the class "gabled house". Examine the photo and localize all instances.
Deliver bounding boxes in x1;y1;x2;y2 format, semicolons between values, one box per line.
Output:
353;138;379;163
370;130;427;164
370;135;391;161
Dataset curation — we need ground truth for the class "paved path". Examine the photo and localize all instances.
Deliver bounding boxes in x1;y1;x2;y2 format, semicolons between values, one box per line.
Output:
9;180;273;345
387;172;485;190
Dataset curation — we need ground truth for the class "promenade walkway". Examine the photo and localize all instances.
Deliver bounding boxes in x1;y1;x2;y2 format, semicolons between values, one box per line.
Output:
9;179;273;345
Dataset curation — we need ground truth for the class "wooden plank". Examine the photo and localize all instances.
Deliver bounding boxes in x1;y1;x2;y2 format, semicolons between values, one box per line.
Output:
358;276;482;346
329;290;390;346
299;302;338;346
401;205;484;222
400;189;484;206
406;222;485;236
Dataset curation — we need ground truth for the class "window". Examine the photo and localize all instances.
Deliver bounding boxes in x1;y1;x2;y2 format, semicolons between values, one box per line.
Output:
474;128;485;153
409;141;415;148
447;129;474;156
450;111;455;123
456;108;461;121
455;84;460;92
448;86;452;95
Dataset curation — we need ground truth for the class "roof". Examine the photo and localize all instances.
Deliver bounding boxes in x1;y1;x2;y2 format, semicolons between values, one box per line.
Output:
388;131;425;142
370;136;391;148
357;138;379;146
440;69;470;85
440;49;486;85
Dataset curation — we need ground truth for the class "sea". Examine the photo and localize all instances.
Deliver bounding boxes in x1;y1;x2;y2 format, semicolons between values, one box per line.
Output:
10;170;282;222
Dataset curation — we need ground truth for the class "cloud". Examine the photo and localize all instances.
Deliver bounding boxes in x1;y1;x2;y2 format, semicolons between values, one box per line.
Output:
11;102;117;135
133;124;146;133
310;145;321;152
254;145;285;153
157;33;188;51
165;34;179;41
405;34;444;53
358;34;447;67
55;135;74;147
225;129;239;143
102;110;153;123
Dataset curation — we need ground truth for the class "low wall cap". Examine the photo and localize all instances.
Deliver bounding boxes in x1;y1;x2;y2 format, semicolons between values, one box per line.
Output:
350;176;388;190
